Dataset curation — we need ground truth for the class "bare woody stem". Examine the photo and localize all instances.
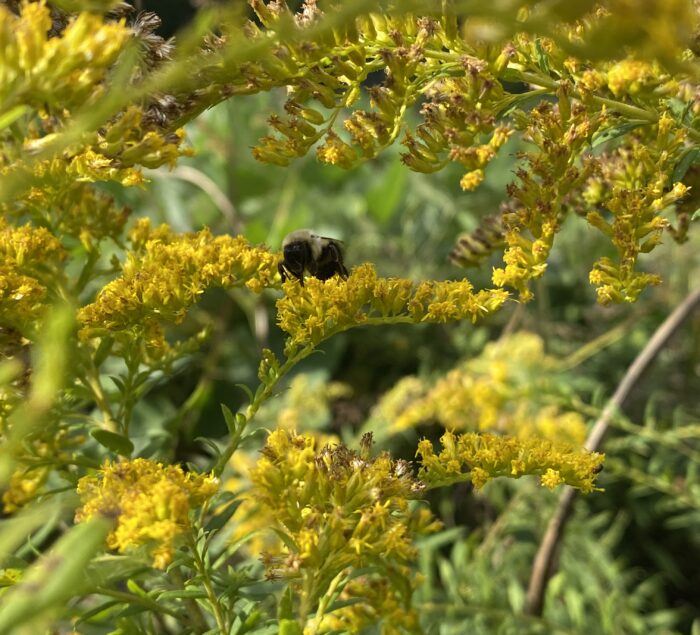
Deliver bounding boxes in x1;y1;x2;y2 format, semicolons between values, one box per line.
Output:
524;286;700;617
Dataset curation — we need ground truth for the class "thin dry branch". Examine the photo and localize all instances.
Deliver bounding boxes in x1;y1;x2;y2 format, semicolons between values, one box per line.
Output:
524;285;700;617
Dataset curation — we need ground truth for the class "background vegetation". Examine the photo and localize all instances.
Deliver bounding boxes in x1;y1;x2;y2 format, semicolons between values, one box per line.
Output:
0;1;699;634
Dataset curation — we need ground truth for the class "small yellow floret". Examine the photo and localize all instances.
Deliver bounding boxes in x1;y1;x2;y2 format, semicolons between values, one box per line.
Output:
75;458;218;568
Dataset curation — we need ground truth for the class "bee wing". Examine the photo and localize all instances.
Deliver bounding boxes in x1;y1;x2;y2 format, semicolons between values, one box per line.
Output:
319;236;345;247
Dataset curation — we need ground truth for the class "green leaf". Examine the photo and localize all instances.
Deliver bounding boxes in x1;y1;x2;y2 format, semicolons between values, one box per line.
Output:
672;148;700;182
279;620;303;635
74;600;121;625
271;528;298;553
534;38;551;75
235;383;255;404
278;585;295;620
691;209;700;222
205;497;242;533
500;68;524;83
227;528;268;557
496;90;549;117
233;608;263;635
416;526;465;551
157;588;208;600
91;429;134;457
0;499;65;559
0;518;111;632
222;403;238;436
366;160;407;224
109;375;126;393
126;579;148;597
197;436;223;460
0;105;29;132
591;120;649;148
92;336;114;367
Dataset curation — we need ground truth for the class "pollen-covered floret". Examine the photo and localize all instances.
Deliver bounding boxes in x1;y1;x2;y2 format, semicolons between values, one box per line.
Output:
277;263;509;356
0;218;66;334
78;219;280;350
417;430;604;493
251;429;440;619
75;458;218;568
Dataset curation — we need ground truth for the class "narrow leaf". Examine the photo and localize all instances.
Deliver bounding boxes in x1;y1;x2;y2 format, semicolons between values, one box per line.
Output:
0;105;29;131
221;404;239;436
591;120;649;148
235;383;255;403
672;147;700;182
91;429;134;457
0;518;111;632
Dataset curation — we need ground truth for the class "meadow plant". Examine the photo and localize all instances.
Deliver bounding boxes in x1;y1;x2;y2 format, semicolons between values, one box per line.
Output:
0;1;697;633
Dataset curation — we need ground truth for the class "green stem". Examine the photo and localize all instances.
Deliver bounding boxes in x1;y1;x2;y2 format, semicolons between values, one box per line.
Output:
170;568;210;633
117;350;140;436
517;70;657;120
423;473;472;490
516;69;700;143
188;532;229;635
73;249;100;295
307;570;347;633
82;364;118;433
213;345;315;476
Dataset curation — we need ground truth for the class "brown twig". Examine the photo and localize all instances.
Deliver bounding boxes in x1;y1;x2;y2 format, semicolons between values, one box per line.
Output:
524;286;700;617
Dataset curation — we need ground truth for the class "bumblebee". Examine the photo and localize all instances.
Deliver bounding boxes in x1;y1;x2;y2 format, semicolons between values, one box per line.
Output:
279;229;349;285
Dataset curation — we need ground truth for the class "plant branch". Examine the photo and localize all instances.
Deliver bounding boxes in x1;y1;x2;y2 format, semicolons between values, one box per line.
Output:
212;345;315;476
188;531;228;635
524;285;700;617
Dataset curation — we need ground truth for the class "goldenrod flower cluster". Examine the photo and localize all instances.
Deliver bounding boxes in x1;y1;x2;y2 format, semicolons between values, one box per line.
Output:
0;218;65;335
277;264;509;356
317;577;420;635
583;117;689;304
235;2;698;306
0;1;130;113
373;332;587;445
417;431;604;493
250;430;440;621
248;6;513;185
78;219;279;351
0;1;190;232
225;405;342;561
75;458;218;568
10;184;131;250
2;464;50;514
491;102;605;301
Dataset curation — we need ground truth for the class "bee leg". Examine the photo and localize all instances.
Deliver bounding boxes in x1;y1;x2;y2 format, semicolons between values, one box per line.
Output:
279;262;306;286
315;263;335;281
316;260;348;281
324;242;348;280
